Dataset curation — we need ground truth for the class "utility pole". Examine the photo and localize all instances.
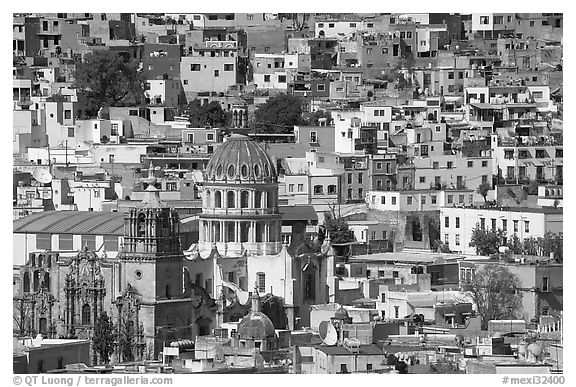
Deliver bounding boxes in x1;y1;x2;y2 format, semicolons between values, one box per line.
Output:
65;139;68;166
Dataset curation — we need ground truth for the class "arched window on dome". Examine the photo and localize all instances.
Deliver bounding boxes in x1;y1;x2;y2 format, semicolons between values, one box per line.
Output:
227;191;236;208
256;222;263;243
215;191;222;208
226;223;235;242
205;190;211;207
255;191;262;208
240;191;249;208
240;223;249;243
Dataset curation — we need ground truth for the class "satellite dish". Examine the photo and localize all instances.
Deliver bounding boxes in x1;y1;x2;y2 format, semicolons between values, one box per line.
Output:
32;169;53;184
319;321;338;346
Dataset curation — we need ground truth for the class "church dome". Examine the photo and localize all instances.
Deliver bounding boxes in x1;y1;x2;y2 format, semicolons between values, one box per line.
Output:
204;134;277;183
237;311;276;340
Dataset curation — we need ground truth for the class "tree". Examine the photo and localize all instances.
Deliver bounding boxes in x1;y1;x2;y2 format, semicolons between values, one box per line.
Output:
278;13;309;31
477;182;491;203
254;94;303;134
186;99;230;128
304;109;332;126
92;312;116;364
469;226;508;256
465;264;522;330
73;51;145;118
260;294;288;329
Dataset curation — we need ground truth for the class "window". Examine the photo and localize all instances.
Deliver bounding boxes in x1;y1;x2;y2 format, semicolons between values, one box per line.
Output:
394;306;399;319
367;23;374;28
407;196;413;205
542;277;549;292
491;218;497;231
431;195;437;204
214;70;219;77
482;175;488;184
206;133;215;141
524;221;530;233
317;84;325;92
358;188;363;197
445;217;450;228
111;123;119;136
68;127;75;137
190;64;200;71
227;191;235;208
37;233;51;250
454;234;460;246
328;185;337;194
468;160;473;168
59;234;73;250
297;184;303;192
240;191;249;208
502;219;508;232
358;173;363;184
94;190;101;197
555;148;563;158
348;174;352;184
421;196;426;205
459;194;464;203
328;23;334;28
103;235;118;252
317;23;324;28
513;220;519;233
81;304;91;325
447;195;453;204
494;16;504;24
480;16;490;24
310;131;318;143
257;273;266;293
456;217;460;228
530;20;535;27
264;74;271;82
448;72;454;80
406;31;412;39
81;235;96;250
314;185;323;195
480;218;486;229
433;162;439;170
224;64;234;71
419;176;426;183
482;160;488;167
391;196;396;205
278;75;286;83
447;161;453;169
288;184;294;192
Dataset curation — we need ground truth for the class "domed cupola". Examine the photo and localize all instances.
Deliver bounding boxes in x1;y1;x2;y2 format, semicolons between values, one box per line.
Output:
204;134;277;184
198;134;282;257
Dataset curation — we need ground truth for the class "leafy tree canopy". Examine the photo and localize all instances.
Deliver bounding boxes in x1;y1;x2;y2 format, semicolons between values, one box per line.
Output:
477;182;491;202
469;226;507;256
185;99;230;128
464;264;522;330
93;312;116;364
254;94;303;134
73;51;145;118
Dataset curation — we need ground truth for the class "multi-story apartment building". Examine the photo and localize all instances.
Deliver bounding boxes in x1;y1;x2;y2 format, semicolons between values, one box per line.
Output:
491;134;562;184
180;43;240;95
369;153;397;191
440;206;563;255
397;153;493;192
367;189;476;212
251;54;287;90
470;13;516;39
142;43;182;80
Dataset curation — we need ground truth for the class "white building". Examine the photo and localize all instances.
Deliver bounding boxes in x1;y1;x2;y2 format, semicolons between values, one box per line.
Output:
440;206;563;255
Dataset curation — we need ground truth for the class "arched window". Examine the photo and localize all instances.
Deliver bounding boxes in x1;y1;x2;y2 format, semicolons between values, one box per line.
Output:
328;185;337;194
23;272;30;293
37;254;43;267
256;222;263;243
205;190;211;207
39;317;47;336
314;185;323;195
255;191;262;208
257;272;266;293
215;191;222;208
30;254;36;267
240;191;249;208
240;223;249;242
226;223;235;242
165;285;171;300
137;213;146;239
43;273;50;291
33;271;40;292
81;304;91;325
227;191;236;208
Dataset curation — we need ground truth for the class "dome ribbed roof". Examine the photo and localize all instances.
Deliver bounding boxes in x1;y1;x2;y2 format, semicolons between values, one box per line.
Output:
204;134;277;183
334;306;350;320
237;311;276;340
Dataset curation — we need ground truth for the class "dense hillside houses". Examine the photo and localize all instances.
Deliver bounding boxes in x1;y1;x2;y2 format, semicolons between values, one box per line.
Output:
13;12;562;375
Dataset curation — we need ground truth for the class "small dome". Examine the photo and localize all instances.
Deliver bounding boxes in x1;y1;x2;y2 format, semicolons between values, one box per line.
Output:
237;311;276;340
204;134;277;183
334;306;350;320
